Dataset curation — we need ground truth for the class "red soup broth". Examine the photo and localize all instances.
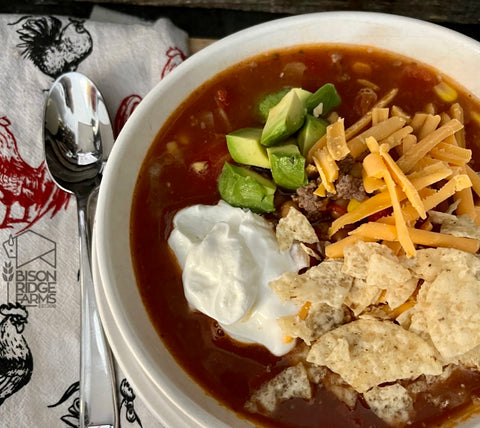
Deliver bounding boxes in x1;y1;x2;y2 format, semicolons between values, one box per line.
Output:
131;44;480;428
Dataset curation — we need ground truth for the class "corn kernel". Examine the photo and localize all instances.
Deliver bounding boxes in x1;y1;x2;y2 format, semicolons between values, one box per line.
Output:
352;61;372;75
433;81;457;103
283;335;294;344
190;161;208;174
347;198;361;212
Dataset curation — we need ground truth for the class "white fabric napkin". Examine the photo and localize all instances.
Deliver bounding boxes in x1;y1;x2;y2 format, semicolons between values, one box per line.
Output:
0;8;188;427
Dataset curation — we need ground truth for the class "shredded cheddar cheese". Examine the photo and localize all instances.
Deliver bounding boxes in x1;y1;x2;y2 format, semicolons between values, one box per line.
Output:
313;149;337;194
396;119;463;173
298;302;312;320
466;165;480;197
379;143;426;220
307;95;479;258
326;118;350;160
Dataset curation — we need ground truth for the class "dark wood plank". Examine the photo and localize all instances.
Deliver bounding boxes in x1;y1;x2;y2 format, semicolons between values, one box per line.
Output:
67;0;480;24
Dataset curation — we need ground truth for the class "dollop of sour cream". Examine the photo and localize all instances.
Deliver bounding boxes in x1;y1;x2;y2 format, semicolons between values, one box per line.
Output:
168;201;300;356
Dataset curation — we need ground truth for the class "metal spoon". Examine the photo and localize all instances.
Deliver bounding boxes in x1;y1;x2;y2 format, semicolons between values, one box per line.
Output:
43;71;118;428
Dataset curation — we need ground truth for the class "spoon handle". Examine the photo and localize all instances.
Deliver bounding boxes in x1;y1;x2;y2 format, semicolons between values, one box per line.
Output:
78;196;118;428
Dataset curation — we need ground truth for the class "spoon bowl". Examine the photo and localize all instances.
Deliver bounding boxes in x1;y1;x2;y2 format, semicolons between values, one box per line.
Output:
44;71;117;428
44;72;111;192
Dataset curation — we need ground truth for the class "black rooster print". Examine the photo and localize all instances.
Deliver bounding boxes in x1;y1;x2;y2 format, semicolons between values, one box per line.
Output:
10;16;93;79
48;381;79;427
0;302;33;406
120;378;143;427
49;378;143;427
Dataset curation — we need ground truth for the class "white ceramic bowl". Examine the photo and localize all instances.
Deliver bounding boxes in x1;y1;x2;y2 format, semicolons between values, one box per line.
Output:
95;11;480;428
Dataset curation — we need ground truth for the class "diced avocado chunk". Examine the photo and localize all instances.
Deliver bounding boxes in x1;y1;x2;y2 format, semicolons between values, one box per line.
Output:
257;87;312;123
218;162;276;213
291;87;313;104
226;127;270;169
305;83;341;117
267;141;307;190
260;89;307;147
297;114;329;156
257;88;290;123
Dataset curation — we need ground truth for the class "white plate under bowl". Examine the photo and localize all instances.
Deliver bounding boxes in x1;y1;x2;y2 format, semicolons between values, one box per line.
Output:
94;11;480;428
92;232;197;427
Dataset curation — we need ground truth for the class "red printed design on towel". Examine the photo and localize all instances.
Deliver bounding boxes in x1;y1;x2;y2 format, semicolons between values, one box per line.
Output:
0;117;70;230
114;95;142;138
161;46;186;79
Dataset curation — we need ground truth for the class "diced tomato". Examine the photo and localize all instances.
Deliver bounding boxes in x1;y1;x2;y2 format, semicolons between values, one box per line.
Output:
214;88;230;109
402;63;434;84
327;202;347;219
368;207;392;222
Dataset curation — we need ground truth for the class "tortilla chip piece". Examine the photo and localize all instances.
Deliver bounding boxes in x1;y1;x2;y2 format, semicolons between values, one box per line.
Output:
305;363;328;383
245;363;312;413
323;371;358;410
408;247;480;282
278;302;345;345
408;365;454;395
342;241;397;279
364;384;414;427
423;269;480;359
270;259;353;308
408;281;435;345
300;242;321;260
344;278;382;316
342;241;417;310
428;210;480;240
454;345;480;370
289;242;322;271
306;319;442;393
276;207;319;251
366;253;418;309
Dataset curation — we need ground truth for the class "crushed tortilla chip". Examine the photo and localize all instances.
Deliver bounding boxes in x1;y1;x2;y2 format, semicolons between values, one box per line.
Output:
428;210;480;240
270;259;353;308
278;302;345;345
305;363;328;384
344;278;382;316
276;207;319;251
306;319;442;393
322;371;358;410
453;345;480;371
364;384;414;427
366;253;417;309
422;269;480;360
342;241;397;279
341;241;416;308
245;363;311;413
408;247;480;282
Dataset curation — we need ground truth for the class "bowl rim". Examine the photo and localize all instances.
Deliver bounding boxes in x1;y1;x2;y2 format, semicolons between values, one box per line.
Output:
95;10;480;427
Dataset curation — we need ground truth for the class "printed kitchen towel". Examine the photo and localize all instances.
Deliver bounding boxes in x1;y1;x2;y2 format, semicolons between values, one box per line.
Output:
0;9;188;427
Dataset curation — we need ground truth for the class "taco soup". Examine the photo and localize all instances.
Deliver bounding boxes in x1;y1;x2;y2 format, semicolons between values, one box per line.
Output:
131;44;480;428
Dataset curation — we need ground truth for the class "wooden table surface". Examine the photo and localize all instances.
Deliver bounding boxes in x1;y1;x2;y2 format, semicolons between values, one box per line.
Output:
69;0;480;24
2;1;479;42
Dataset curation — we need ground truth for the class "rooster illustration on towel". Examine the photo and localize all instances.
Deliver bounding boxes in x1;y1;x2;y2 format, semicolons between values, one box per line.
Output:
0;303;33;406
0;116;70;230
11;15;93;79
